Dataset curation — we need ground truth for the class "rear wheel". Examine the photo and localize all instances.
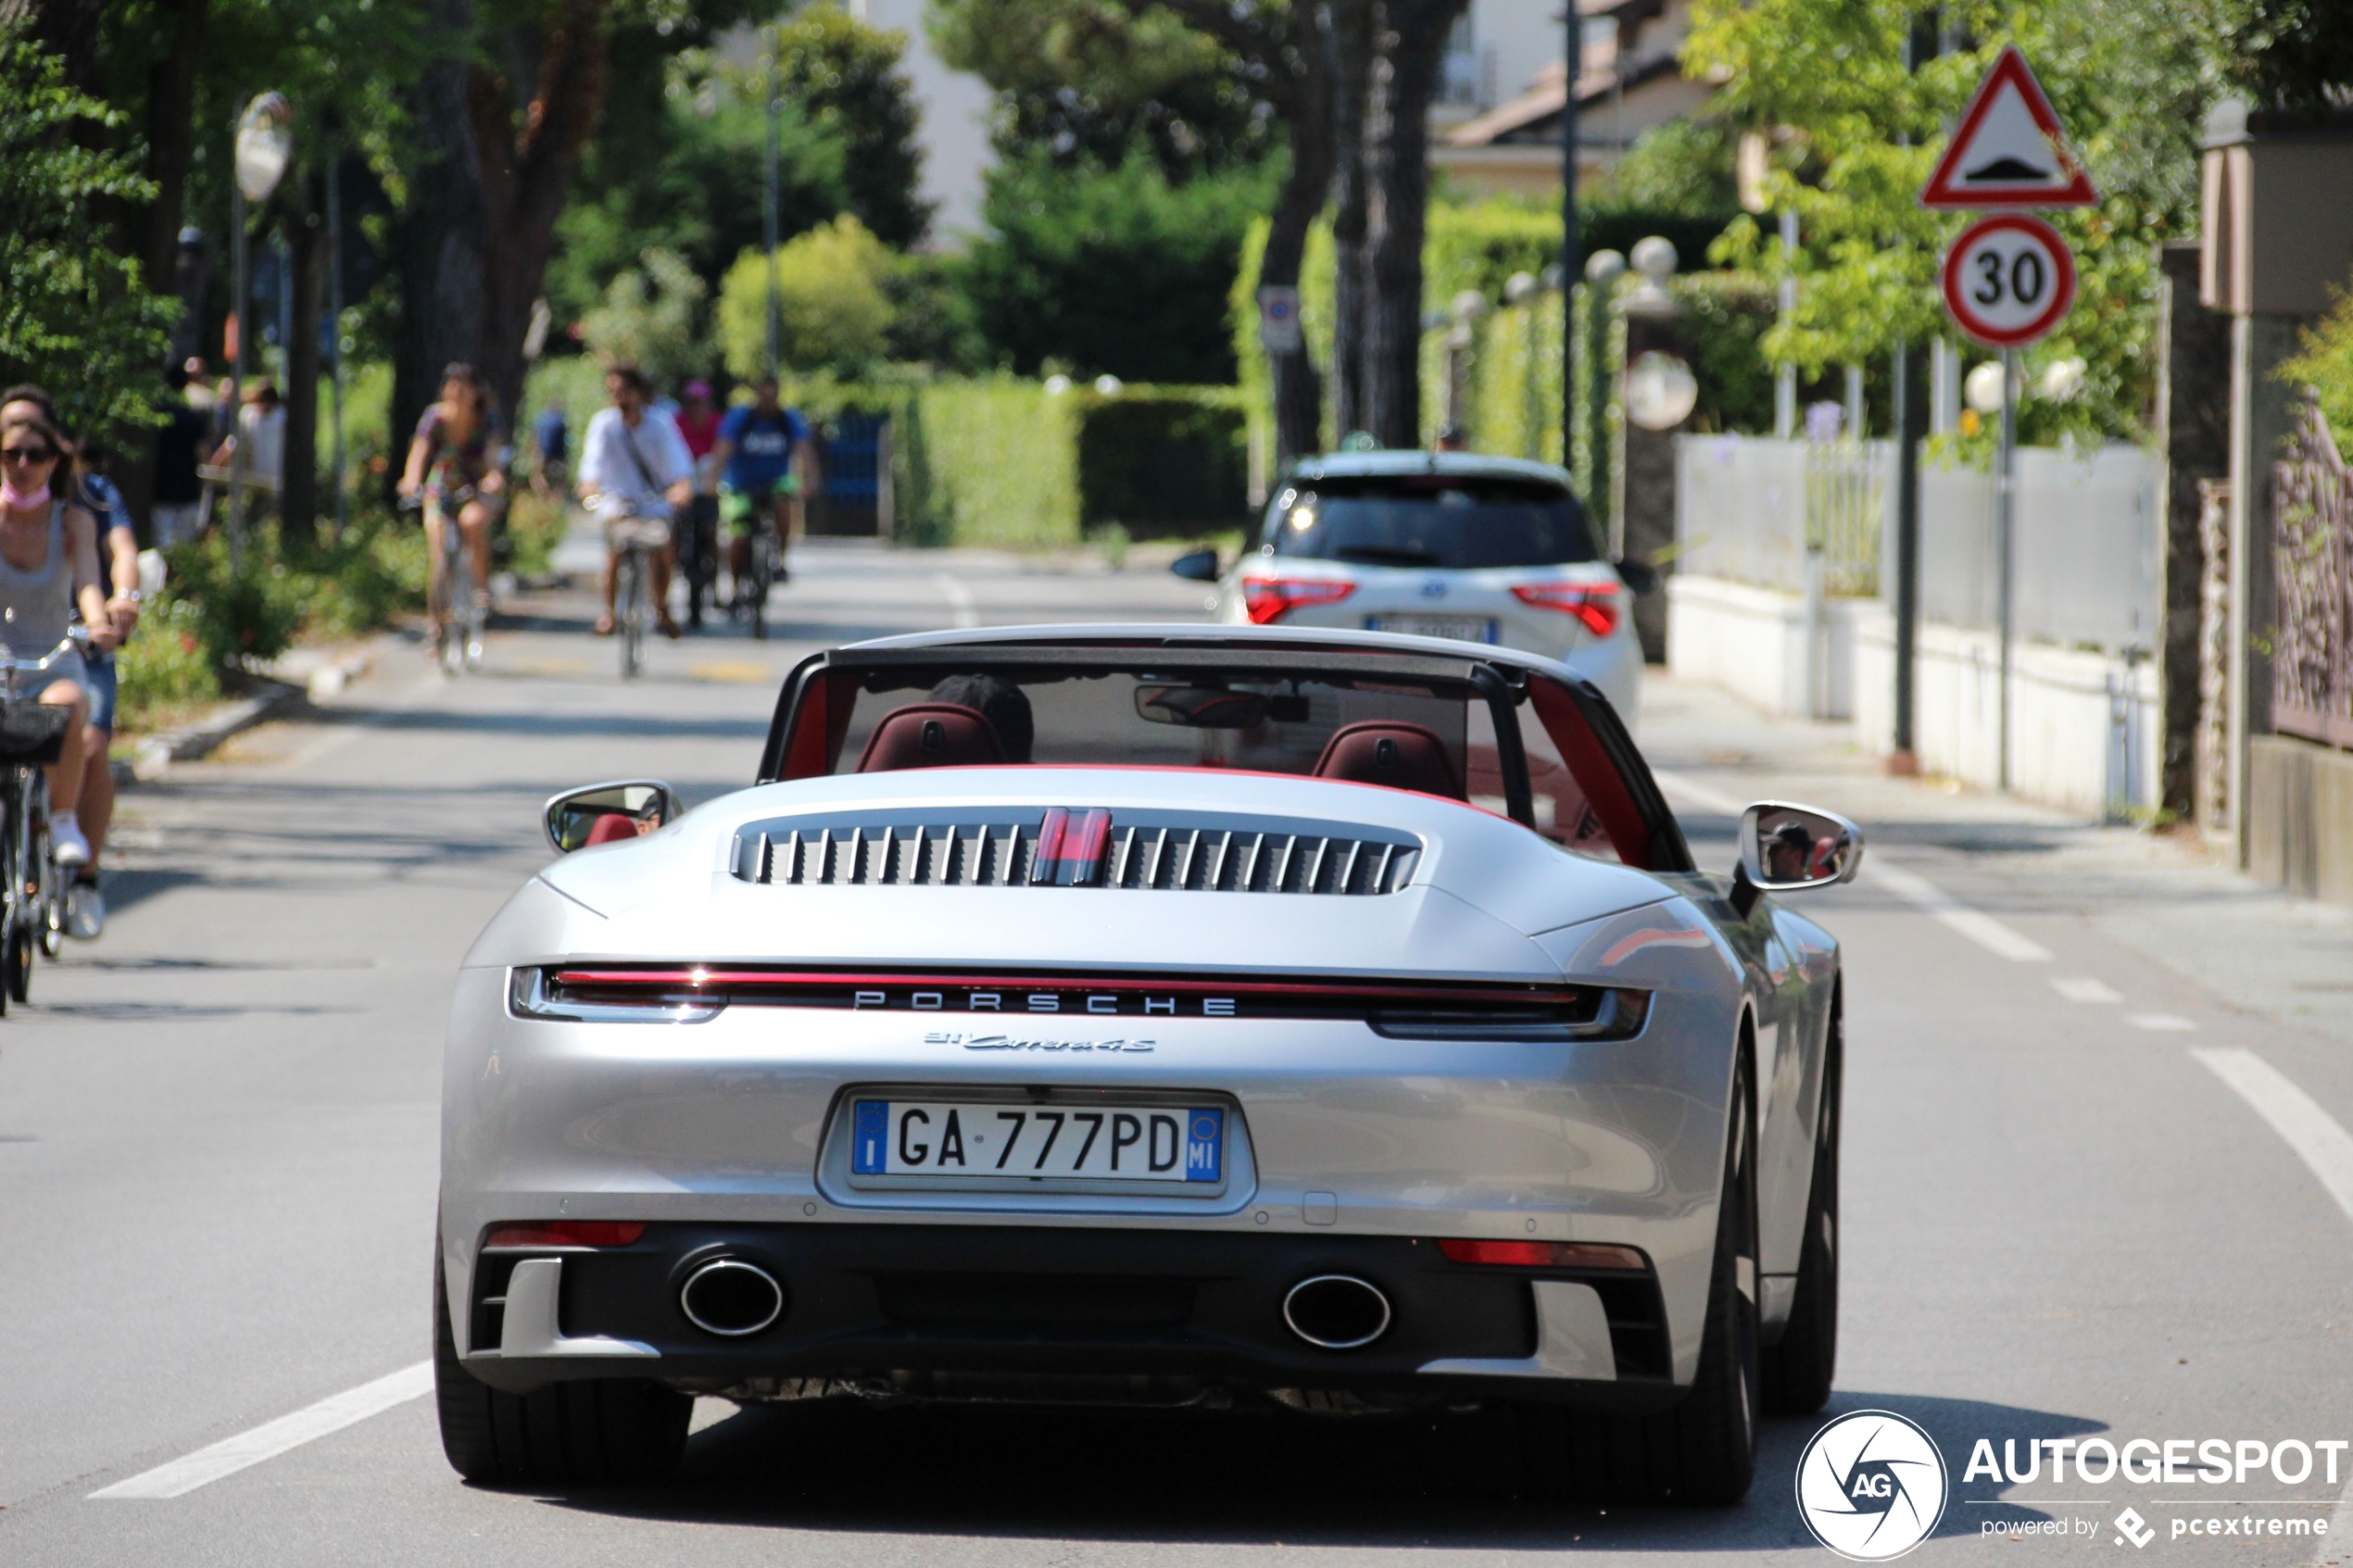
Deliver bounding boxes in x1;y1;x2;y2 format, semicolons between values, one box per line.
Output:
6;922;34;1004
433;1254;690;1486
1520;1051;1759;1505
616;553;645;681
1764;989;1842;1415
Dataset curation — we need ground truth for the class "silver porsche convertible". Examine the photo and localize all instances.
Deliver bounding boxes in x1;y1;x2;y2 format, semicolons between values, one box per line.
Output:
434;624;1858;1504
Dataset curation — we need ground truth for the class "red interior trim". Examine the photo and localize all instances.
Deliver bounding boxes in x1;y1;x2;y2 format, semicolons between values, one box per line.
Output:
1526;679;1651;868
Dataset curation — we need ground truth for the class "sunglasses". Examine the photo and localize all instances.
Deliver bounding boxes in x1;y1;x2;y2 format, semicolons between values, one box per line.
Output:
0;447;56;466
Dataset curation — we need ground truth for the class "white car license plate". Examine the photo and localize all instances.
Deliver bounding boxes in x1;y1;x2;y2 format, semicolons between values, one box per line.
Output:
1367;613;1497;643
850;1099;1224;1185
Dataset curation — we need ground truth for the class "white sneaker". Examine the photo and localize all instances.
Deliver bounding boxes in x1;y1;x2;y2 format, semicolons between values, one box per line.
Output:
66;879;103;940
52;814;89;869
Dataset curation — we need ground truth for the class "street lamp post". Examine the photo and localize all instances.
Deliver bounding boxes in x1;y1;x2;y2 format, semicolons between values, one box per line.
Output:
230;93;292;569
326;144;347;546
763;37;783;376
1559;5;1581;470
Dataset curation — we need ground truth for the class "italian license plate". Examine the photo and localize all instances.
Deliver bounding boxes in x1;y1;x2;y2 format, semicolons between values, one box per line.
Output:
850;1099;1225;1185
1368;613;1497;643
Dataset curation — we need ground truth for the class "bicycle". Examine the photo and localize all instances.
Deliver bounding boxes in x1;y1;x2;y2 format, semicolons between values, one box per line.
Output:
724;487;784;641
402;490;487;675
0;631;89;1009
608;510;669;681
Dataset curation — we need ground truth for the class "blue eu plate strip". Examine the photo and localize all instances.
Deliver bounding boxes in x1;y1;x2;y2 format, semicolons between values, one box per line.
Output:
852;1100;888;1174
1184;1109;1223;1183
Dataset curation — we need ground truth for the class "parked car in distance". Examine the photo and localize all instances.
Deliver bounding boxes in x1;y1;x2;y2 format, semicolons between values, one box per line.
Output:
1174;451;1655;724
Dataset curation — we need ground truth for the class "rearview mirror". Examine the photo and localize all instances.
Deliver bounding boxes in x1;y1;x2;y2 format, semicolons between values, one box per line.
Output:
1169;548;1219;583
545;779;682;854
1134;684;1290;728
1737;801;1863;892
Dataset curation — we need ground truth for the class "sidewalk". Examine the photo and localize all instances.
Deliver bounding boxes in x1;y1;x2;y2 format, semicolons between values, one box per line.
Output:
1640;671;2353;1048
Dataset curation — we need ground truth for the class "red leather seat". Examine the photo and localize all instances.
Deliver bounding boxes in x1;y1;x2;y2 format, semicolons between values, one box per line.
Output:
1311;721;1465;799
857;702;1009;771
583;812;641;847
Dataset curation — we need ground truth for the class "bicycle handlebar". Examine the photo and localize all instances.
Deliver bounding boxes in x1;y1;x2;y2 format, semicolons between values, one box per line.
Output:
0;627;90;675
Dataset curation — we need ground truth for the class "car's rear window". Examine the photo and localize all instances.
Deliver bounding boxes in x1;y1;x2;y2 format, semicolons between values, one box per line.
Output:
1262;475;1597;570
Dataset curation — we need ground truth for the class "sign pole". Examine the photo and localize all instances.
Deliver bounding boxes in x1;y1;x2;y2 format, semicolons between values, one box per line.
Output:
1996;346;2017;792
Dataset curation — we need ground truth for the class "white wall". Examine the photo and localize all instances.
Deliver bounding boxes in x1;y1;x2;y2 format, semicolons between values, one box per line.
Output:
846;0;996;249
1667;574;1866;721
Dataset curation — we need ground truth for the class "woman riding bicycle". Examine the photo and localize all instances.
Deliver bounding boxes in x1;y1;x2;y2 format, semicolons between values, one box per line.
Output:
397;362;508;643
0;402;114;871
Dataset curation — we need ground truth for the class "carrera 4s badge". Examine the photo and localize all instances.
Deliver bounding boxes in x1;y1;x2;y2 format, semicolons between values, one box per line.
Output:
925;1031;1156;1053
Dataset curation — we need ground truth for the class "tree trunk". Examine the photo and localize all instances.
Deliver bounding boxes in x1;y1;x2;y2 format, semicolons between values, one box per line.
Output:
282;169;327;549
1327;0;1372;443
470;3;611;428
12;0;104;91
1262;0;1332;467
139;0;210;294
392;0;489;495
1362;0;1466;450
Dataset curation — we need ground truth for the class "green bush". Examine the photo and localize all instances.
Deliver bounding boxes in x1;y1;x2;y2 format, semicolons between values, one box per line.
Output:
115;597;220;730
1075;392;1248;538
2282;281;2353;450
896;377;1079;550
717;215;897;377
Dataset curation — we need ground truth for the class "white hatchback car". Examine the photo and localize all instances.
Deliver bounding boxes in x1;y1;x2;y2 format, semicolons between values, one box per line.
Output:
1179;452;1651;724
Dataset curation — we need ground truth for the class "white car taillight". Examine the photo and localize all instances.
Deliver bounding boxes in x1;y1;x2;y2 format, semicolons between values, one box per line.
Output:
1509;581;1623;637
1241;574;1356;624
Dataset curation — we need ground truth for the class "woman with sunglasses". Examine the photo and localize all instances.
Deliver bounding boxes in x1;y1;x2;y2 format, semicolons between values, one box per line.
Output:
0;404;114;871
396;362;509;646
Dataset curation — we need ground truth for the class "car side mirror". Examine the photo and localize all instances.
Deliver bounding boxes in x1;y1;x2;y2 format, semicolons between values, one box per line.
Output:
1615;558;1660;596
545;779;682;854
1169;548;1219;583
1736;801;1862;893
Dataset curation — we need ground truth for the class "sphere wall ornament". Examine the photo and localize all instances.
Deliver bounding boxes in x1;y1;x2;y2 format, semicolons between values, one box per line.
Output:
1625;350;1699;431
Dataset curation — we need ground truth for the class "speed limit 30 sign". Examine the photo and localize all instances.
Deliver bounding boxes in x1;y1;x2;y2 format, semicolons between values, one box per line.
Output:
1940;212;2076;348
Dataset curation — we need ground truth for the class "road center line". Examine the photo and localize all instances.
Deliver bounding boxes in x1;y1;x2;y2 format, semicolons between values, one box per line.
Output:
1867;859;2054;963
933;572;979;629
2193;1048;2353;1225
89;1361;433;1500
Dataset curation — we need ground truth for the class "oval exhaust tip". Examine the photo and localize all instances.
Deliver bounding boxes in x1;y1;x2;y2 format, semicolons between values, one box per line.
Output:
1282;1274;1390;1349
679;1259;785;1337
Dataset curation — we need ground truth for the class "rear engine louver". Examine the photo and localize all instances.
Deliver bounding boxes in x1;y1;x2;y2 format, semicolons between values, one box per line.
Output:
729;809;1420;895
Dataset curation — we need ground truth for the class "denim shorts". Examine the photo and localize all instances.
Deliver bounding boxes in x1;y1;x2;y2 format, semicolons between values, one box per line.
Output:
84;652;116;734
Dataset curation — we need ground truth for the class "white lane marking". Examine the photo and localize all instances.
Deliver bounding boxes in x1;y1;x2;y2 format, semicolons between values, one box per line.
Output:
2129;1013;2197;1033
1649;769;1748;816
2194;1048;2353;1224
1868;859;2054;963
89;1361;433;1499
933;572;979;629
2051;976;2123;1004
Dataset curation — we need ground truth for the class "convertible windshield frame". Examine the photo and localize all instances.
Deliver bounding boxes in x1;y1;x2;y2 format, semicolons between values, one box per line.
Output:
757;639;1692;874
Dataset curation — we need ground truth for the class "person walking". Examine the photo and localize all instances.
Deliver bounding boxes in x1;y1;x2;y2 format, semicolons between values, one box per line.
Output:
396;363;509;645
151;362;209;547
577;364;691;639
532;401;569;495
0;400;116;872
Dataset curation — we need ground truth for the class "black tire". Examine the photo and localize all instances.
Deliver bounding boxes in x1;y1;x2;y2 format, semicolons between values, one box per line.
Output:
7;922;33;1004
1763;988;1842;1415
433;1254;691;1486
1520;1050;1760;1505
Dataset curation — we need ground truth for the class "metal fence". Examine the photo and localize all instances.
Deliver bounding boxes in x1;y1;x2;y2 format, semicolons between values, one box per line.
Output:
2272;398;2353;749
1676;433;2161;653
1675;435;1886;596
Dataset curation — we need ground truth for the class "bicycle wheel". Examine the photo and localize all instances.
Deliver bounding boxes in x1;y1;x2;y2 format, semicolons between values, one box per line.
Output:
750;533;770;641
33;785;58;961
617;550;644;681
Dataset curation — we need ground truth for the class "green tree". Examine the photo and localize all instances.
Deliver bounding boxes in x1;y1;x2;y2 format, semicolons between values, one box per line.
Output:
0;25;175;443
716;213;895;376
929;0;1277;179
580;245;711;383
960;149;1276;383
770;5;931;247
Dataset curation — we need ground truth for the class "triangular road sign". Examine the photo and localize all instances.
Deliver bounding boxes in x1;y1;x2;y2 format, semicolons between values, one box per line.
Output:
1919;45;2097;209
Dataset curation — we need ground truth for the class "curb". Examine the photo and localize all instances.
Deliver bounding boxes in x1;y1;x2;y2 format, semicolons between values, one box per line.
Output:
128;642;380;782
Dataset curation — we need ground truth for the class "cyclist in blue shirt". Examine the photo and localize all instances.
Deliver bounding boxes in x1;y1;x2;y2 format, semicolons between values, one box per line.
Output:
711;376;812;595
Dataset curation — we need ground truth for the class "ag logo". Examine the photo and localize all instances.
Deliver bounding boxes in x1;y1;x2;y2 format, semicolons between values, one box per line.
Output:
1795;1410;1950;1561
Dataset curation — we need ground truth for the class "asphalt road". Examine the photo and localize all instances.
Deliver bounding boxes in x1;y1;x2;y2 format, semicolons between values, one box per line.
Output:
4;542;2351;1566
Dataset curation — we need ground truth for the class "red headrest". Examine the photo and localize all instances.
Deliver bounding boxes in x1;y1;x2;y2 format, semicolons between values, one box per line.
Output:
857;702;1009;772
582;811;641;847
1311;721;1465;799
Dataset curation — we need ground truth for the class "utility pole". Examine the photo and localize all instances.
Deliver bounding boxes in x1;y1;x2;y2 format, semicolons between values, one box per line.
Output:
327;147;347;545
1559;0;1580;468
1996;346;2018;791
763;34;783;376
1890;11;1936;773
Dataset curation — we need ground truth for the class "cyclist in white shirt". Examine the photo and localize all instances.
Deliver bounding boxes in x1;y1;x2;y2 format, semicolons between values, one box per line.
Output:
576;364;692;638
